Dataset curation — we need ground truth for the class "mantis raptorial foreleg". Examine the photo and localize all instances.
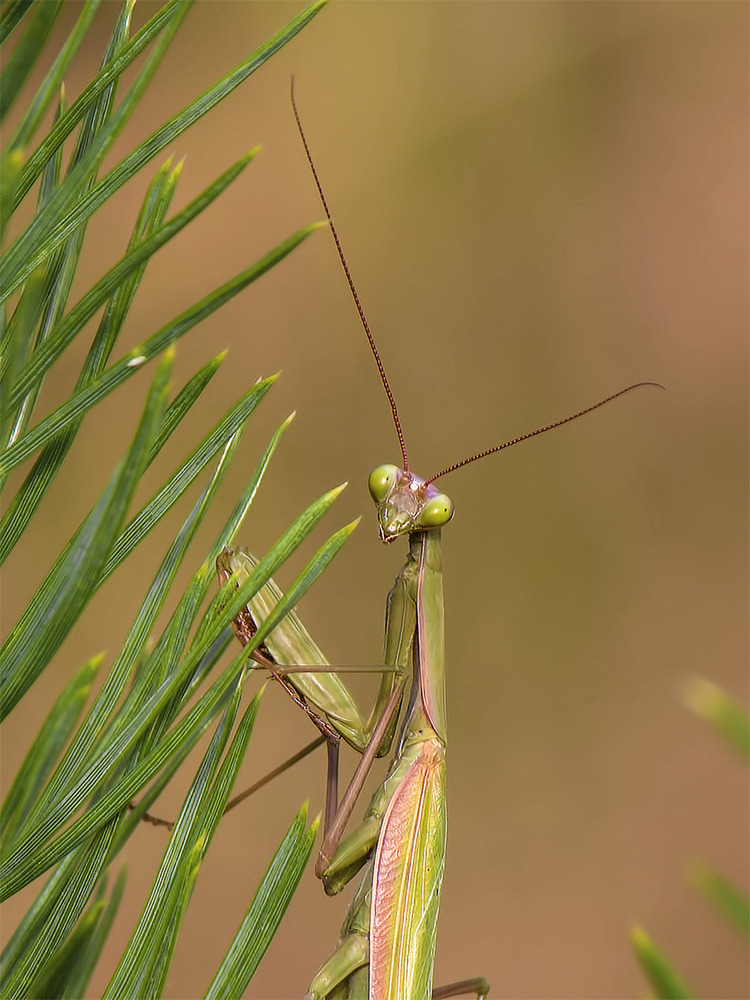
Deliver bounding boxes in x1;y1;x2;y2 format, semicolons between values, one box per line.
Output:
216;547;406;832
216;548;403;757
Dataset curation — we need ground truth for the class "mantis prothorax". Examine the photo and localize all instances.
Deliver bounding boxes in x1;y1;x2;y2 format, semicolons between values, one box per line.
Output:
218;83;662;1000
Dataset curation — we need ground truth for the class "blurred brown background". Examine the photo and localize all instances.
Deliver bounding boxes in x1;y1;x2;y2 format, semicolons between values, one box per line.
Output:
2;2;747;998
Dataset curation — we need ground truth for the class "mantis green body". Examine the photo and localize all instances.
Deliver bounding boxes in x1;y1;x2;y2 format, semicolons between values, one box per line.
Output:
219;474;473;1000
216;85;659;1000
304;484;456;1000
289;86;657;998
219;408;655;1000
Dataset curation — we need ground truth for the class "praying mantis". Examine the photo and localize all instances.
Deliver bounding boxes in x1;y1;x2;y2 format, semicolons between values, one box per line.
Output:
217;87;660;1000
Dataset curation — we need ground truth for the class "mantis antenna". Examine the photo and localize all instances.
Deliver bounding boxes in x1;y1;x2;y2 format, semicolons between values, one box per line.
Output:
424;381;664;485
291;79;664;487
291;78;410;472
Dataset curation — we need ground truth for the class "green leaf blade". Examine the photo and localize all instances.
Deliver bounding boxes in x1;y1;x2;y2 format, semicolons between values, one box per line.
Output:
688;860;750;936
206;804;319;999
0;349;172;719
0;0;62;124
631;925;696;1000
684;678;750;759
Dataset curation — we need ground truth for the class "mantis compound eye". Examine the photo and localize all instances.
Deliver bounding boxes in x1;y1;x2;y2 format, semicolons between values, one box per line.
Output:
418;493;454;529
368;465;399;503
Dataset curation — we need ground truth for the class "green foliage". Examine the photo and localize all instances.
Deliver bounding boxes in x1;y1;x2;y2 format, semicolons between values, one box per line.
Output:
684;678;750;762
683;679;750;939
686;860;750;939
0;2;337;996
631;926;695;1000
631;681;749;997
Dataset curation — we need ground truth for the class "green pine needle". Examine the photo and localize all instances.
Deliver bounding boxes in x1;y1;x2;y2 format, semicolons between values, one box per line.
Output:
1;2;335;995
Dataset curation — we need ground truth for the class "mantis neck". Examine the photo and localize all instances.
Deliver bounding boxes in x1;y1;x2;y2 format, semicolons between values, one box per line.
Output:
401;529;447;748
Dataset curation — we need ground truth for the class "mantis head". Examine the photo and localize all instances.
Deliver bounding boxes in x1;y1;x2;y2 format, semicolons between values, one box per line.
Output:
368;465;454;543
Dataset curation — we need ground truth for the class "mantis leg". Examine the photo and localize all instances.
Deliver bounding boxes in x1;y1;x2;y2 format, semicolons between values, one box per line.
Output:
218;547;411;835
432;981;490;1000
219;548;405;757
303;866;371;1000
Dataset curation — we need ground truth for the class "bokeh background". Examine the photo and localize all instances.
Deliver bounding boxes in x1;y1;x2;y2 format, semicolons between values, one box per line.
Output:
2;2;747;998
